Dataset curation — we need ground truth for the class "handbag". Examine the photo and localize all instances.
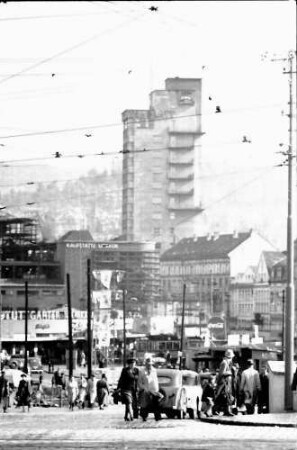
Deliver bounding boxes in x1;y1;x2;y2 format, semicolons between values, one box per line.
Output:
112;389;121;405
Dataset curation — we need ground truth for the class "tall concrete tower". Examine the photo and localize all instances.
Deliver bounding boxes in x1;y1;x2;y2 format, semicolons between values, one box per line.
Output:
122;78;203;251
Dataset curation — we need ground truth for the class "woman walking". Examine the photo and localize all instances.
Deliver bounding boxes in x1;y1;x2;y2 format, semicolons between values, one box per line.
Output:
67;375;79;411
117;357;139;421
78;374;88;409
87;373;97;408
96;374;109;410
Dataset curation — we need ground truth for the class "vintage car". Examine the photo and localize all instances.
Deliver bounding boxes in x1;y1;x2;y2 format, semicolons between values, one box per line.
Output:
156;368;203;419
9;355;25;370
28;357;43;375
2;368;31;389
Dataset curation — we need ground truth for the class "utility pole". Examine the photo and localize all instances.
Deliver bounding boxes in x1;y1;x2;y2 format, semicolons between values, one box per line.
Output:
282;289;285;360
24;281;29;374
179;283;186;370
283;50;296;411
270;49;296;410
66;274;73;378
87;259;92;379
122;288;127;366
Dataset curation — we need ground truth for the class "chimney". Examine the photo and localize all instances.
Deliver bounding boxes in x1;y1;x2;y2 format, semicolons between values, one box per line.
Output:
213;231;220;241
206;232;212;241
233;230;238;239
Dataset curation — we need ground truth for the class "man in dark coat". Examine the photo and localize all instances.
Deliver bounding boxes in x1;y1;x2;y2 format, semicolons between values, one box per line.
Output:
16;373;31;412
0;370;11;413
117;357;139;421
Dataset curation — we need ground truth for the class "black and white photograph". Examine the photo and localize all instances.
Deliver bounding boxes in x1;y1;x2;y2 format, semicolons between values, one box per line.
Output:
0;1;296;449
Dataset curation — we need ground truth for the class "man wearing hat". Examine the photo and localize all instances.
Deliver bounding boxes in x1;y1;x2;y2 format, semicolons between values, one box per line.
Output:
215;349;235;416
138;357;162;421
16;373;31;412
117;357;139;421
240;359;261;415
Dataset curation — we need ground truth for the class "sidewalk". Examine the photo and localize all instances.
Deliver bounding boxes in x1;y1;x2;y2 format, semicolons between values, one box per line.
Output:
199;412;297;428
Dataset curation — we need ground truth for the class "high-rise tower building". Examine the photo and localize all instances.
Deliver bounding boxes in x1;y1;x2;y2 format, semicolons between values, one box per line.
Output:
122;77;203;250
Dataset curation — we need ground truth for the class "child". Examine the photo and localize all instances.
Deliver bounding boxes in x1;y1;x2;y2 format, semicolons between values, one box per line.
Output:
201;374;216;417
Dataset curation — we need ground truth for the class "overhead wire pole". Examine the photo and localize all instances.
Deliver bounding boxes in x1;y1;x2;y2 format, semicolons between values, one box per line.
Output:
284;50;296;411
24;281;29;374
66;274;73;378
87;259;92;378
122;288;127;367
179;283;186;370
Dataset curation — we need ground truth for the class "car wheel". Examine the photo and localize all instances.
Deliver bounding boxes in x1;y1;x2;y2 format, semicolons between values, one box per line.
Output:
165;410;175;419
188;408;195;419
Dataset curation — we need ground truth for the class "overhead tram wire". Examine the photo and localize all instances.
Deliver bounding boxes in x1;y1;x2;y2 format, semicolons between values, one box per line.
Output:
0;102;284;140
0;10;145;87
0;165;275;190
0;165;278;213
0;11;114;22
0;136;281;164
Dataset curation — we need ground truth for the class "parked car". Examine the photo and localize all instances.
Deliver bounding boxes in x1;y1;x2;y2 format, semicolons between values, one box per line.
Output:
9;355;43;376
9;355;25;370
2;368;31;389
28;357;43;375
156;368;203;419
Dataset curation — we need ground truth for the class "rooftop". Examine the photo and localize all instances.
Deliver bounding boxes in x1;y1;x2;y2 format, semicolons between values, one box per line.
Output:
58;230;94;242
161;231;252;261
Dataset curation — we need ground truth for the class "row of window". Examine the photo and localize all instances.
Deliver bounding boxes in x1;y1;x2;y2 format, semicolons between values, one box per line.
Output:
1;289;64;296
162;277;229;287
161;262;229;276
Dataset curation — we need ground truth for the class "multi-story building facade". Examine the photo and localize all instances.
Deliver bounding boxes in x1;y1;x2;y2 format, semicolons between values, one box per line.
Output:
229;251;285;340
56;231;160;331
160;230;276;338
122;77;203;251
0;215;66;358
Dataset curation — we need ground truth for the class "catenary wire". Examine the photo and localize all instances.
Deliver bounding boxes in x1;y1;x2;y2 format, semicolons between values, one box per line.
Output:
0;165;278;212
0;164;275;189
0;102;284;141
0;10;145;87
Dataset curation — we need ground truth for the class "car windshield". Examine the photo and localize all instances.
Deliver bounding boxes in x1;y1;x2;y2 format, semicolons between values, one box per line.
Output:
182;375;198;386
157;376;173;387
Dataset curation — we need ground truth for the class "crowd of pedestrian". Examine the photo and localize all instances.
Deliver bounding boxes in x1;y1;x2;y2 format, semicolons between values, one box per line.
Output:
200;349;269;417
1;351;296;418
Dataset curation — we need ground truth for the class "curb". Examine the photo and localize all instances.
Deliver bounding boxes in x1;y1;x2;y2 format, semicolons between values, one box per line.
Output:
199;417;297;428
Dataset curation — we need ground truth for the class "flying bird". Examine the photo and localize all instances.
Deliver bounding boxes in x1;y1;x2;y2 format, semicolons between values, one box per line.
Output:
149;6;158;11
215;106;221;113
51;73;56;77
85;134;92;138
54;151;62;158
0;143;5;147
128;70;132;74
26;202;35;206
208;96;212;101
242;136;252;144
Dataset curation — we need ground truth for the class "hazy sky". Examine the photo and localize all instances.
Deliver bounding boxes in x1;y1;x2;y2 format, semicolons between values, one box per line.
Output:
0;1;296;246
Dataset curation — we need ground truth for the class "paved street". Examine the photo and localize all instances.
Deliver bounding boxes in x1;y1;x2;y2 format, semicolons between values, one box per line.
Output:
0;403;296;450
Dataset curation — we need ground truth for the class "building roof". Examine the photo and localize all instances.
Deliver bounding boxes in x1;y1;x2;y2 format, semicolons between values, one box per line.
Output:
262;251;286;270
161;231;252;262
58;230;94;242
